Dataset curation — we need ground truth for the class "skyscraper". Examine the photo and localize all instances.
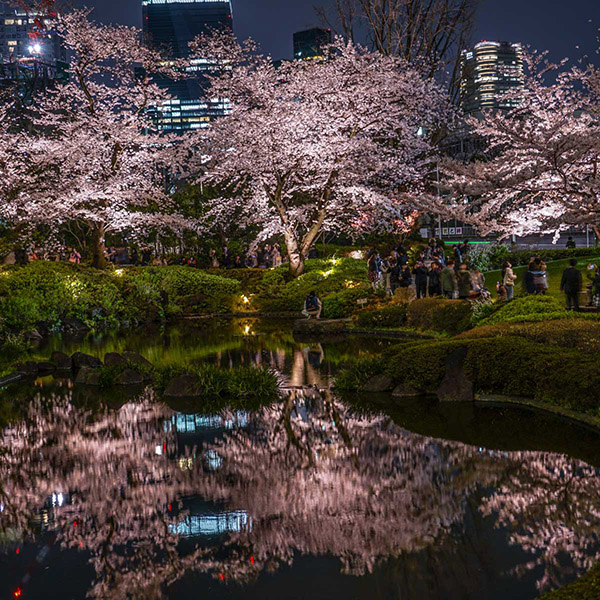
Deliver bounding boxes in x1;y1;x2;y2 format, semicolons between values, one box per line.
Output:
293;28;332;61
0;1;66;100
460;41;524;115
142;0;233;131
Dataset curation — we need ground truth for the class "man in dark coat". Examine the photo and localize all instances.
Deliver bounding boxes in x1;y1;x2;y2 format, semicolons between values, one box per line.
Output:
560;259;583;311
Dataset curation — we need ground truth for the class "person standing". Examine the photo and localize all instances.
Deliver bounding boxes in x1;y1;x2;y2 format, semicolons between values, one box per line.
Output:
428;262;442;297
566;236;576;249
413;260;428;299
560;259;583;311
367;252;379;290
502;261;517;300
457;263;472;300
441;260;458;299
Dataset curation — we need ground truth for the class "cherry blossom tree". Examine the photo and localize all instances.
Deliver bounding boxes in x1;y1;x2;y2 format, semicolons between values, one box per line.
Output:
189;33;450;276
0;10;193;268
433;53;600;240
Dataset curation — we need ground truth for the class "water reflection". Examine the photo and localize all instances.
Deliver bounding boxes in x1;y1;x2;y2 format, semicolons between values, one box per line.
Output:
33;318;388;387
0;389;599;600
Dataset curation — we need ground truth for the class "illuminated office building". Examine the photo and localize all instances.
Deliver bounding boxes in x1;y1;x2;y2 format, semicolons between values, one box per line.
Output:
0;1;66;99
460;41;524;115
142;0;233;131
293;27;332;61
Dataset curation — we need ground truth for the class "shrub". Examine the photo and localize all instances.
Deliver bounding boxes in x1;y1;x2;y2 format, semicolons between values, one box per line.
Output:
334;356;384;392
459;319;600;353
356;303;408;328
375;335;600;414
406;298;473;335
477;295;566;326
322;288;369;319
254;258;371;313
470;297;500;327
384;339;457;392
0;262;125;330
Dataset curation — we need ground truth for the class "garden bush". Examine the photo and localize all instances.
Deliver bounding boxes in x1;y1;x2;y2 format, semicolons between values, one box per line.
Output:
356;303;408;328
0;263;242;334
339;335;600;414
153;363;279;401
477;295;566;326
406;298;473;335
254;258;371;315
334;356;385;392
0;262;125;330
460;319;600;353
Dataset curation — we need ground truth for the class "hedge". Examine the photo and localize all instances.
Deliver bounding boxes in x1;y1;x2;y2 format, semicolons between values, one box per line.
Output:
356;303;408;328
253;258;372;316
406;298;473;335
0;263;242;334
459;319;600;353
477;295;568;326
537;564;600;600
338;335;600;414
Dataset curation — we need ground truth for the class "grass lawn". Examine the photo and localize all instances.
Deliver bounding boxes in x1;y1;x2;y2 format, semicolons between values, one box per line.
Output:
484;256;600;300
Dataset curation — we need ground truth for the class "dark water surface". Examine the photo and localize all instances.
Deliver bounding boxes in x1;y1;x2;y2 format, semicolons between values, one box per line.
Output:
1;319;599;600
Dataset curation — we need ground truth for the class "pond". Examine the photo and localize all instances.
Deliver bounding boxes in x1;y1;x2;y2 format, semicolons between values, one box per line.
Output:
1;318;599;600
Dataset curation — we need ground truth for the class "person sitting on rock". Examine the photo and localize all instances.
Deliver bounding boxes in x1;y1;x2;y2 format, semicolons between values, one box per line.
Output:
303;291;322;319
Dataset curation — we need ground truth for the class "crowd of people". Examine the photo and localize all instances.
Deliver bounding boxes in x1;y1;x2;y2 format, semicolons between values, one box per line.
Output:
366;239;489;300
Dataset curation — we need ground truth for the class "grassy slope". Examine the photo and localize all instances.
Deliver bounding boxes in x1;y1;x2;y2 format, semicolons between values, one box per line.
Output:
485;256;600;300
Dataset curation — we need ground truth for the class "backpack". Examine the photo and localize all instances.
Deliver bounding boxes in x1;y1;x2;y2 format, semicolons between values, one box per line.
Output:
306;296;319;310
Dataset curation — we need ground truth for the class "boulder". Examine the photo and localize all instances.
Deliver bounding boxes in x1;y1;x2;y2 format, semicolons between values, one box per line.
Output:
75;367;101;386
363;374;394;393
293;319;346;336
36;361;56;375
114;369;144;386
121;352;153;369
164;374;200;398
436;347;474;403
63;317;90;334
71;352;102;371
51;351;72;371
104;352;127;367
392;384;422;398
14;361;38;378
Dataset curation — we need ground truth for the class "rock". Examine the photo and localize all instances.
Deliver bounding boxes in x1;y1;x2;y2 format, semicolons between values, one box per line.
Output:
121;352;153;369
436;347;474;403
363;374;394;393
115;369;144;386
75;366;101;386
164;374;200;398
22;329;43;341
14;361;38;378
63;317;90;334
293;319;346;336
37;361;56;375
71;352;102;371
51;351;72;371
104;352;127;367
392;384;422;398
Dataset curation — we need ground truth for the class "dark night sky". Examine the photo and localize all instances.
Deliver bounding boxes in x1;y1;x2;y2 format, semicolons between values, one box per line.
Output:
74;0;600;65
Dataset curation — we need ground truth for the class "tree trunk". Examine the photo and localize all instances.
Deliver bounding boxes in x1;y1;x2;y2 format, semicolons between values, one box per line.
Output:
90;224;107;269
285;231;305;277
